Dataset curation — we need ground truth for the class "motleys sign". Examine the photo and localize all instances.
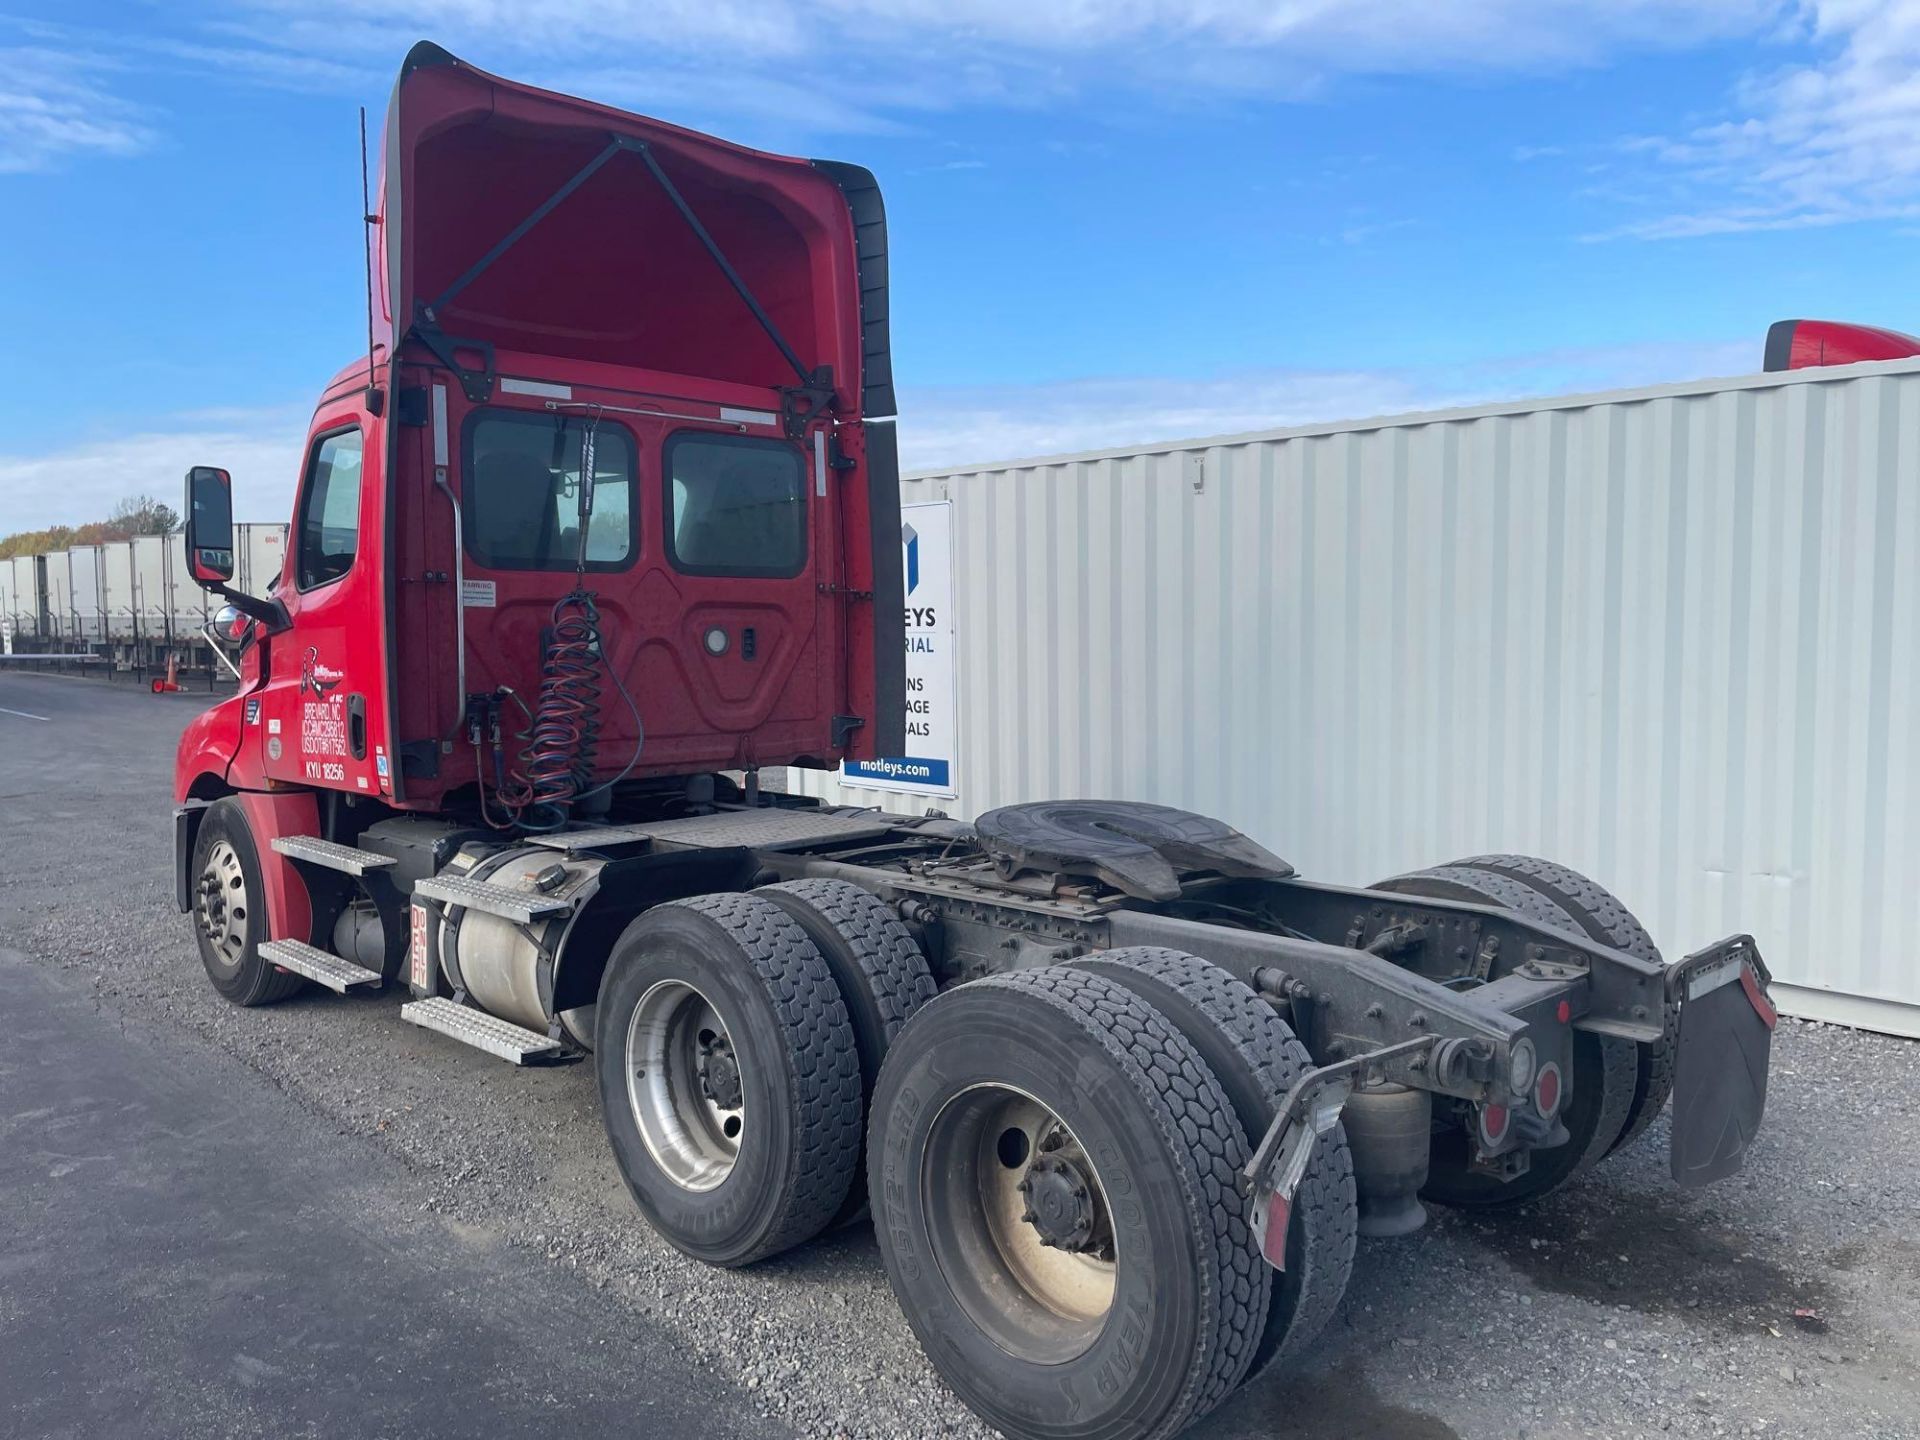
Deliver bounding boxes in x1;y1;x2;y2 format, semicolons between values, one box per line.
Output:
842;500;957;797
849;755;951;788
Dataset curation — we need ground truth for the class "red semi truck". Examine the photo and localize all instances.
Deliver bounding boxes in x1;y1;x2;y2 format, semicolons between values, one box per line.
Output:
175;45;1779;1440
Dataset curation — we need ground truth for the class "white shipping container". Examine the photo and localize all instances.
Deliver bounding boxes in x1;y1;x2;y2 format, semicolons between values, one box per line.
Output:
68;545;105;643
7;556;42;634
794;357;1920;1037
165;533;208;638
132;535;170;637
101;540;138;640
236;522;288;596
43;550;73;640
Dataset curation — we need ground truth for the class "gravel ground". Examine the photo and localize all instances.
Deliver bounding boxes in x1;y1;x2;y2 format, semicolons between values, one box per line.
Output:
2;669;1917;1440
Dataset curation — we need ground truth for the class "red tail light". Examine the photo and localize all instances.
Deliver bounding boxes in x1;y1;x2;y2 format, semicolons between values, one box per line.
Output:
1478;1102;1511;1148
1534;1061;1563;1119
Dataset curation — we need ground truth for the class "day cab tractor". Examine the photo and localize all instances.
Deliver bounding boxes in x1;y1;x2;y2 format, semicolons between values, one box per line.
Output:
174;44;1780;1440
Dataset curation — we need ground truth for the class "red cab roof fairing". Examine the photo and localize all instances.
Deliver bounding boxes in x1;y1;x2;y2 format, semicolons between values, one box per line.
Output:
377;42;891;420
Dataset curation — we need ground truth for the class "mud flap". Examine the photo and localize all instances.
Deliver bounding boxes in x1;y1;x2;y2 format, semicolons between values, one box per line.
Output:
1669;946;1775;1187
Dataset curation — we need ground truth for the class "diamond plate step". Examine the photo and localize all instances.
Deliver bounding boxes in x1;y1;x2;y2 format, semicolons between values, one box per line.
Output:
271;836;398;876
400;998;564;1064
259;939;382;993
413;874;574;924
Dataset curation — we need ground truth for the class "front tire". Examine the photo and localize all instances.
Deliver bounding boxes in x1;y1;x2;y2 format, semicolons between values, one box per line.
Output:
190;798;303;1007
595;893;862;1267
869;966;1266;1440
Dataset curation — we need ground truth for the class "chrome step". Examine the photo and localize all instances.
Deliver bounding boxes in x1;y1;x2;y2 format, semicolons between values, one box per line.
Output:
400;998;563;1064
413;873;574;924
259;939;382;993
271;836;398;876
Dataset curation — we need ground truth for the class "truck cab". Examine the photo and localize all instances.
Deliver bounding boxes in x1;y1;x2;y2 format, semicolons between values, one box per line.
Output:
176;41;902;822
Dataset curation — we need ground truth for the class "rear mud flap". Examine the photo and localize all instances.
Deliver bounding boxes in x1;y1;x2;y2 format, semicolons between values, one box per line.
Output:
1669;944;1775;1187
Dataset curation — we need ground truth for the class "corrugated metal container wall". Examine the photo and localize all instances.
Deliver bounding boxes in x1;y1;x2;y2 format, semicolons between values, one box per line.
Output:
236;523;288;596
42;551;73;640
11;556;45;635
793;360;1920;1036
67;545;105;642
164;534;207;637
102;541;138;640
131;536;170;636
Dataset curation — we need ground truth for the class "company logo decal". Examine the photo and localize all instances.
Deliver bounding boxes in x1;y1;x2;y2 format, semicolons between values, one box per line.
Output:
299;646;344;697
298;646;349;779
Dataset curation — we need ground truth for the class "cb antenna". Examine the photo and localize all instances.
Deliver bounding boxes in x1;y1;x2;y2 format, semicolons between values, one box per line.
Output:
359;106;383;414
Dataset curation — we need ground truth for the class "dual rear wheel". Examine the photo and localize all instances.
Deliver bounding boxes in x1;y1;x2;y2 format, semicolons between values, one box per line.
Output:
1371;854;1668;1208
595;892;1357;1440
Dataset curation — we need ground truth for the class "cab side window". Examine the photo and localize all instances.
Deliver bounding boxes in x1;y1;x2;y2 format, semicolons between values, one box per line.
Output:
295;428;365;590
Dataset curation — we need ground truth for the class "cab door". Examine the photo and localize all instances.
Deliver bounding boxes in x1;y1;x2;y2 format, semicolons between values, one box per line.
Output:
650;422;842;765
257;405;390;797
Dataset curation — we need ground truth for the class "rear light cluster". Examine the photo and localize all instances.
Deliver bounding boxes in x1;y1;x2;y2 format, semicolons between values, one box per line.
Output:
1479;1043;1564;1150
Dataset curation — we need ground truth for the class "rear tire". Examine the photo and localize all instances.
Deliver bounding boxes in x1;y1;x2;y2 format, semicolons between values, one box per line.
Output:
869;966;1266;1440
756;878;936;1225
189;798;303;1007
1069;947;1355;1379
595;893;862;1267
1373;863;1636;1207
1457;854;1673;1155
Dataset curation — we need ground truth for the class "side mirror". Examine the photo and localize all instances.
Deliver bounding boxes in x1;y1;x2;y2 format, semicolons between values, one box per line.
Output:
210;603;252;646
184;466;235;587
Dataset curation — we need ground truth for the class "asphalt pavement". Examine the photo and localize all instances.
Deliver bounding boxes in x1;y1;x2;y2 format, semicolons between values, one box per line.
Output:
0;948;787;1440
1;670;1917;1440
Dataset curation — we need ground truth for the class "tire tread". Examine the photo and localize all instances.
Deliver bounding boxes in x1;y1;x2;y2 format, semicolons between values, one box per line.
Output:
980;966;1267;1430
1072;947;1355;1377
658;893;863;1262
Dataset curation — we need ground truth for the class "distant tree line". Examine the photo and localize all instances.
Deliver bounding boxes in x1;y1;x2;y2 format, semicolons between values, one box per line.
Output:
0;495;182;560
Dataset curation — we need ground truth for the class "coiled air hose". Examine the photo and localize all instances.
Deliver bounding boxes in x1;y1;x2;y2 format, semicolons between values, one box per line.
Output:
487;407;645;831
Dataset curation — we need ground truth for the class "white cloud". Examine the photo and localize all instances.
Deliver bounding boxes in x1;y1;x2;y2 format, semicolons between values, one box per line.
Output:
1602;0;1920;238
0;339;1753;536
895;338;1753;469
0;413;307;535
0;2;1820;172
0;46;155;173
212;0;1780;73
87;1;1793;143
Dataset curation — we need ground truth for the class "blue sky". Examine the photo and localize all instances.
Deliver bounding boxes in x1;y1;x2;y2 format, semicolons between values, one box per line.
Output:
4;0;1920;528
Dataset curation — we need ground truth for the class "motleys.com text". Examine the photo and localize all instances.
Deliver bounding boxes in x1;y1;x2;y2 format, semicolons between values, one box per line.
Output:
859;758;938;781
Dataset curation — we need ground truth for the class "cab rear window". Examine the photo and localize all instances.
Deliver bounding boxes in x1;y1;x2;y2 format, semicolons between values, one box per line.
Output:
464;410;636;571
665;432;807;578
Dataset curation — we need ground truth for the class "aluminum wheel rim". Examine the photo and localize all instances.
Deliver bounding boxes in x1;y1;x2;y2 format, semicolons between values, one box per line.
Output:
923;1084;1117;1363
193;839;250;970
625;979;743;1192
